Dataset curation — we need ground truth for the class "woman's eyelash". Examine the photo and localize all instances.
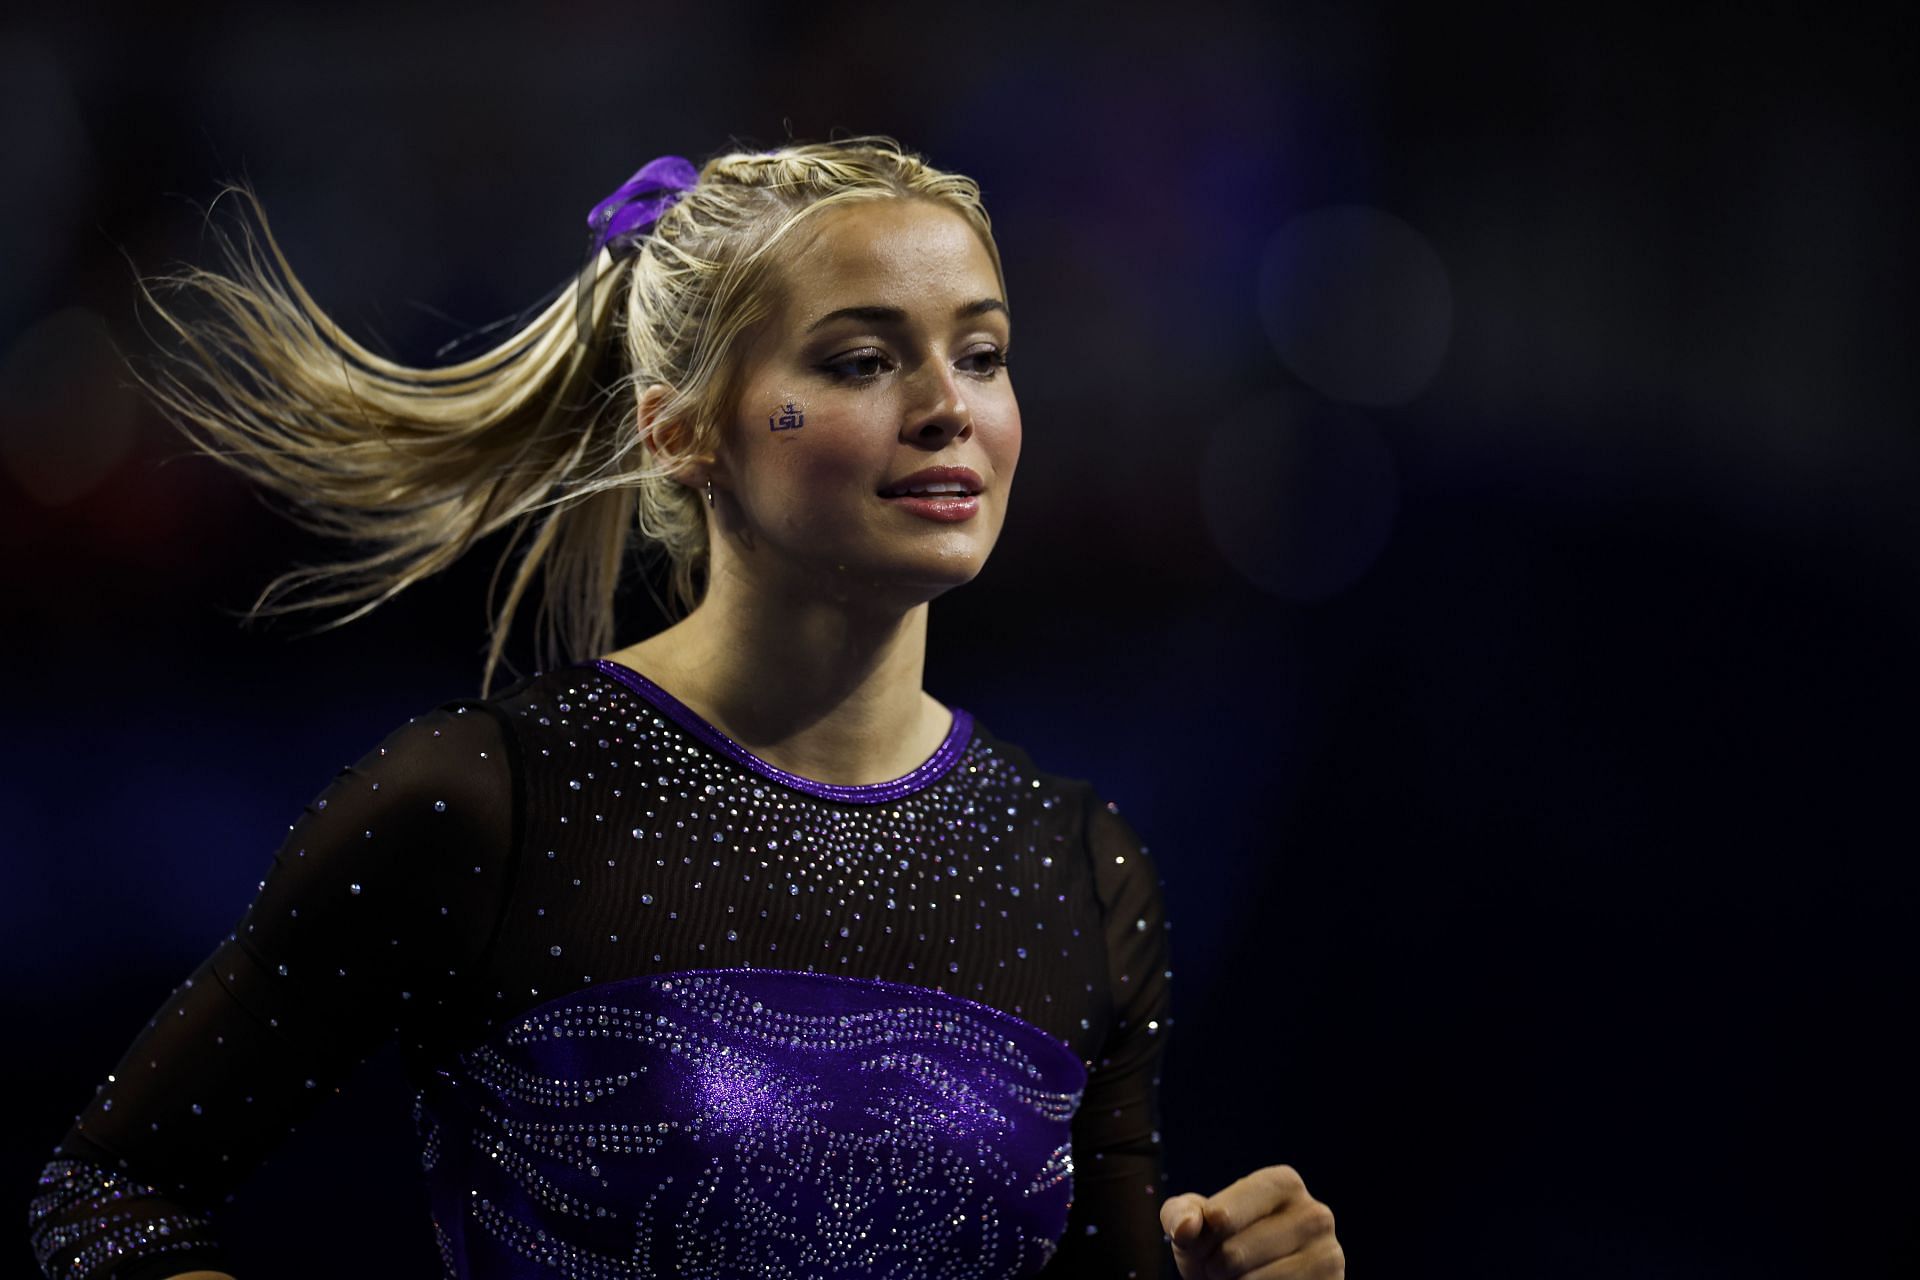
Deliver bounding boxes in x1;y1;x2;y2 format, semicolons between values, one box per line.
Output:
820;350;892;381
818;348;1010;383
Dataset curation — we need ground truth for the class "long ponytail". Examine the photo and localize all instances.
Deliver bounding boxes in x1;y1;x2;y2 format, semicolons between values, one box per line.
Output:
133;137;1004;696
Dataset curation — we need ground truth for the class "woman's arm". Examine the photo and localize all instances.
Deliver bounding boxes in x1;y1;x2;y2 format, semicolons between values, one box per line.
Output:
1039;789;1177;1280
27;700;518;1280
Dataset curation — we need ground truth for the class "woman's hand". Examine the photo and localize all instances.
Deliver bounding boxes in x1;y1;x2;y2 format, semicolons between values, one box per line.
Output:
1159;1165;1344;1279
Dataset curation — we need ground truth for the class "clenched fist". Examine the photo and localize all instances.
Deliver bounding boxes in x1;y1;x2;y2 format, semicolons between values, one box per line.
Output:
1159;1165;1344;1279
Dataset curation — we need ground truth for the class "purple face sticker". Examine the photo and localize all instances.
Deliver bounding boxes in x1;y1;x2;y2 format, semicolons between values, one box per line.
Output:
768;401;806;432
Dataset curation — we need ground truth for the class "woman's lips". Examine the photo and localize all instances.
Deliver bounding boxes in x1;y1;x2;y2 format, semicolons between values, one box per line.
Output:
879;492;980;522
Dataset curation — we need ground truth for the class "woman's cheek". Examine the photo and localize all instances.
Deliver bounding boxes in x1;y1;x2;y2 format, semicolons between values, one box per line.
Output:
755;405;877;532
995;402;1023;476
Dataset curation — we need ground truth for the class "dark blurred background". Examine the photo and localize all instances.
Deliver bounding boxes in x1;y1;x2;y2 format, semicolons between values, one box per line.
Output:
4;1;1914;1276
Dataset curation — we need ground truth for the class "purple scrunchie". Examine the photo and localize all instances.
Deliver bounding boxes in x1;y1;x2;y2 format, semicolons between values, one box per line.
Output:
586;155;699;256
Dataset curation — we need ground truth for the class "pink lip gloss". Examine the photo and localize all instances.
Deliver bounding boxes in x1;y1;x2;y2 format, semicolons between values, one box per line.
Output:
880;493;980;522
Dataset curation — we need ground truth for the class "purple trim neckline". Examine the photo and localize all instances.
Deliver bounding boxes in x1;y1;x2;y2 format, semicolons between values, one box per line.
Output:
581;658;974;805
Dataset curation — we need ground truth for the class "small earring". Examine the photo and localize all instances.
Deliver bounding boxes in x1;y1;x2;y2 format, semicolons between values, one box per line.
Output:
704;478;714;507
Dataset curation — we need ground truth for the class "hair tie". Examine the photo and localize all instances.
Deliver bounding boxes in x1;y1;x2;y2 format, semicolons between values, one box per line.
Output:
586;155;699;257
575;154;698;348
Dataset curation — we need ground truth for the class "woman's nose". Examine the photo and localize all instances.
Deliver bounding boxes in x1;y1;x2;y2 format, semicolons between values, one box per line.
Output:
902;362;973;445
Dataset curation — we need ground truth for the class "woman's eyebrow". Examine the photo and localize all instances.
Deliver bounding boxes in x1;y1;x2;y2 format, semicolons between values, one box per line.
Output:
804;298;1008;334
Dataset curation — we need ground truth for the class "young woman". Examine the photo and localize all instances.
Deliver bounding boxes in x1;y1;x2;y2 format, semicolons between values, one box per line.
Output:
28;138;1344;1280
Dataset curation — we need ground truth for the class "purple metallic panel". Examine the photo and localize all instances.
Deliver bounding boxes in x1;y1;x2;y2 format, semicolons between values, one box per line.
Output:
418;967;1086;1279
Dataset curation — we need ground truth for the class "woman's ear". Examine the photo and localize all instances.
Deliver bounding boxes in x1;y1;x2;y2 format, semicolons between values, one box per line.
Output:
636;383;683;453
636;383;714;491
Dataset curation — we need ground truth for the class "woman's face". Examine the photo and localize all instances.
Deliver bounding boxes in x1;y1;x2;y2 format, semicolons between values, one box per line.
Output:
713;197;1020;607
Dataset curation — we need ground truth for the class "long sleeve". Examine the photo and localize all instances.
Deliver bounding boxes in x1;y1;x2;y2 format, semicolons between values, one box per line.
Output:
1042;790;1176;1280
28;699;520;1280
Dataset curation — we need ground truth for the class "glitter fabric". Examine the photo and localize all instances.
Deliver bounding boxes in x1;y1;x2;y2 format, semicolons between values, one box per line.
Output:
30;661;1174;1279
420;968;1086;1278
27;1161;219;1280
583;658;976;805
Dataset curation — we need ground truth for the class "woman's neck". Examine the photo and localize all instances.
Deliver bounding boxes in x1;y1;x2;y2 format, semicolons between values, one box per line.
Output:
603;575;952;787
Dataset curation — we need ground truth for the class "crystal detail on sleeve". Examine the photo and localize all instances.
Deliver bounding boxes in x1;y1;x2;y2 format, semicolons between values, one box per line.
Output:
27;1158;221;1280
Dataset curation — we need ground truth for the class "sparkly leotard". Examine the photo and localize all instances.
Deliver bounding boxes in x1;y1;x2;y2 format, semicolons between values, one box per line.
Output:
28;660;1174;1280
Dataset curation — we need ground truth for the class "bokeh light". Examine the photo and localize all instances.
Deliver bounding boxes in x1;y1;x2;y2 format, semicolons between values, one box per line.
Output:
0;307;139;506
1257;204;1453;407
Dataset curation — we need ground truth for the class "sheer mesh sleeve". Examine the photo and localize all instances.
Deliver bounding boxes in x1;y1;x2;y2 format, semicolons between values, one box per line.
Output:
1042;789;1176;1280
27;700;519;1280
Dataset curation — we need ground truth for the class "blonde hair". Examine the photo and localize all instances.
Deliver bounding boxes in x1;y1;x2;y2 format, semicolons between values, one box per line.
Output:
135;135;1005;696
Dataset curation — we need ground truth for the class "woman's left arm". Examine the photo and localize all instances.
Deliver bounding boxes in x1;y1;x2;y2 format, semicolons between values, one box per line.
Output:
1038;790;1178;1279
1042;788;1346;1280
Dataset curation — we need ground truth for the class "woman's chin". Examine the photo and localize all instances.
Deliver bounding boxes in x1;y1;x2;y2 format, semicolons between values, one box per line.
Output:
728;525;999;609
819;549;990;607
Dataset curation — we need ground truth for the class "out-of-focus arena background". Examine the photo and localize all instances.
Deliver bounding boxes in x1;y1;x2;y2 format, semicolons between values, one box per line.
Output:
4;2;1913;1275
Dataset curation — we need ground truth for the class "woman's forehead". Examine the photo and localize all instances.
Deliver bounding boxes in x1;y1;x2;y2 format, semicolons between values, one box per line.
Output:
783;199;1001;305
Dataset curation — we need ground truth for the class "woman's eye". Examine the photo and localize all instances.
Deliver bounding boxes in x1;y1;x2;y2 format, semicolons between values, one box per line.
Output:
819;347;1009;383
821;350;891;382
961;348;1010;377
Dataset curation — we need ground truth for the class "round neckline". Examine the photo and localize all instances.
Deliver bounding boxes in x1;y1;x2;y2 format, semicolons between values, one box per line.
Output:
581;658;974;805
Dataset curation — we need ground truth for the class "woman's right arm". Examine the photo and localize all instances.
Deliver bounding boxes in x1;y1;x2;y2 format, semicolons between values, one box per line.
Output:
28;699;518;1280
